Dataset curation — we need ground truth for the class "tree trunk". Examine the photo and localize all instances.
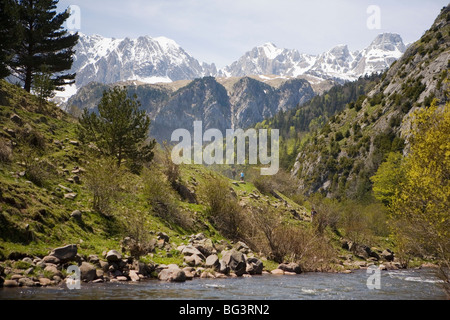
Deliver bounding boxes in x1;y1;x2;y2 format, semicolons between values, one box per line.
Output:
24;65;32;92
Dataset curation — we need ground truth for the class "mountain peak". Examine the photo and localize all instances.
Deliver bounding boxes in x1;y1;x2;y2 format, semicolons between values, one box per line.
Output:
368;33;405;52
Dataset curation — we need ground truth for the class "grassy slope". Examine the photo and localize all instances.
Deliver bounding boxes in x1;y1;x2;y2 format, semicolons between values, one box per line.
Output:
0;80;309;268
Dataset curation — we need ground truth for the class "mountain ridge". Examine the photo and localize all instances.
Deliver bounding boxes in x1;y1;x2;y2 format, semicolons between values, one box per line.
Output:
67;76;316;143
60;32;407;102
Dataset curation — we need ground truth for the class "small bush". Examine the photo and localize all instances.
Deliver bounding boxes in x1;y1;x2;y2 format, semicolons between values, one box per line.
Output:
85;157;125;215
253;175;273;195
201;175;244;240
247;205;337;270
25;159;56;187
18;126;46;150
143;166;193;230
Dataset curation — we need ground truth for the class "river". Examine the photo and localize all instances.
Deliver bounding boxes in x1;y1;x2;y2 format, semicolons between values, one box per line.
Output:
0;268;446;300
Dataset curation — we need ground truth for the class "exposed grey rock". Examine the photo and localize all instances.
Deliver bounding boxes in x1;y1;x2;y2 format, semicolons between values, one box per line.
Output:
3;279;18;287
42;255;60;265
80;262;97;282
106;250;122;262
219;260;230;275
222;249;247;276
70;210;82;220
278;262;302;274
205;254;220;270
18;277;35;287
50;244;78;261
184;254;204;267
87;254;100;265
181;245;205;260
193;238;217;257
234;241;251;254
157;232;170;243
64;193;78;200
44;265;62;278
21;257;33;265
39;277;52;286
10;114;23;125
129;270;140;282
381;249;395;262
246;257;264;275
158;268;186;282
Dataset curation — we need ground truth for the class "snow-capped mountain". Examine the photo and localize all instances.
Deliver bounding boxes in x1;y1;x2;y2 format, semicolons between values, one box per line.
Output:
72;33;217;88
352;33;406;77
225;33;406;83
219;42;317;78
60;32;406;102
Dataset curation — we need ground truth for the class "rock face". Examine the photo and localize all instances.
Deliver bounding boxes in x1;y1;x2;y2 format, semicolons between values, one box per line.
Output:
68;76;315;143
292;7;450;199
68;33;405;96
50;244;77;261
70;210;82;220
71;33;216;89
221;34;405;83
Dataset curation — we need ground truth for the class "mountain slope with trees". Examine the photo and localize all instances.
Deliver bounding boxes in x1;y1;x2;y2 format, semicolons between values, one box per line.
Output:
290;5;449;200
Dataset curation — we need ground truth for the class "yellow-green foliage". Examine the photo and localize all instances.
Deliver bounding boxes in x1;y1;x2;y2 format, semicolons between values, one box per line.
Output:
390;100;449;265
370;152;405;206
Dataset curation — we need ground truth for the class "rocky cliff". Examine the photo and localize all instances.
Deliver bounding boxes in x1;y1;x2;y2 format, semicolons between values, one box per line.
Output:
67;76;315;142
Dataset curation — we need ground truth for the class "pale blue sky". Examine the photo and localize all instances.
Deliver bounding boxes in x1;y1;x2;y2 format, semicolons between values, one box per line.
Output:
57;0;449;68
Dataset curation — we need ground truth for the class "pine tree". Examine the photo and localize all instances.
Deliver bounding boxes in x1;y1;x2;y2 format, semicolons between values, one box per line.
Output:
10;0;79;92
0;0;19;78
78;87;156;173
32;64;55;107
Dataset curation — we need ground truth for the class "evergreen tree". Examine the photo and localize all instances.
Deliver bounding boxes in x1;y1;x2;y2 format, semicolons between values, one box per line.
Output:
0;0;19;78
10;0;79;92
78;86;156;173
32;64;55;107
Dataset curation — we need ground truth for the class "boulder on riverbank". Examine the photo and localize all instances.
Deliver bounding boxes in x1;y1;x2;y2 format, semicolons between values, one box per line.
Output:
222;249;247;276
158;265;186;282
50;244;78;262
278;262;302;274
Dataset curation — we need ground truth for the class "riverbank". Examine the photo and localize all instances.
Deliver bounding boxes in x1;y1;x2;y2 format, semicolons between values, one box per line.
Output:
0;230;437;289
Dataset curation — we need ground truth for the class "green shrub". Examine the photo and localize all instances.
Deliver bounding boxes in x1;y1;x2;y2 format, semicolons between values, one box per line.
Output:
143;166;192;230
84;157;125;215
201;175;243;240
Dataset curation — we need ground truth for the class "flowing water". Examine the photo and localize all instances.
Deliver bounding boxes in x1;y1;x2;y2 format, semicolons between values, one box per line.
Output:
0;268;446;300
